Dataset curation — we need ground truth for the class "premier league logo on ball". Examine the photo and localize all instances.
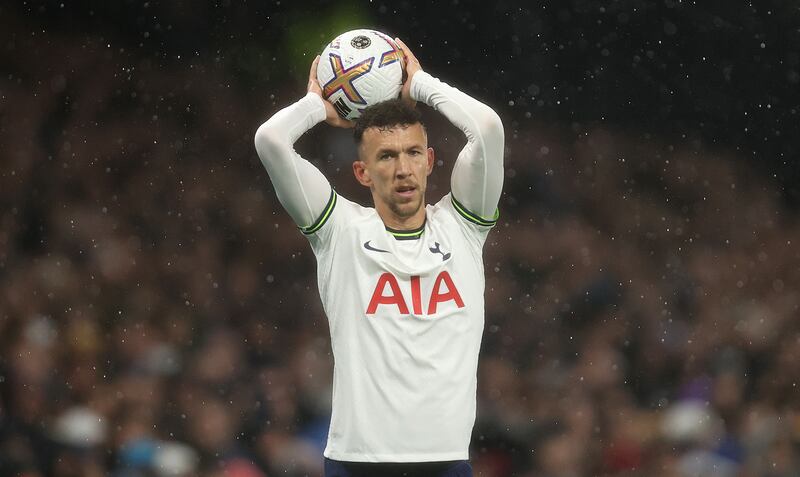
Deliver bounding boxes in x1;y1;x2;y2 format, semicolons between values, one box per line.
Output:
350;35;371;49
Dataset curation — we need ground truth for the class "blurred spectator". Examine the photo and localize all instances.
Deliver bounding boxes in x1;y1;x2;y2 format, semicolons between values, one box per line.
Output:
1;5;799;477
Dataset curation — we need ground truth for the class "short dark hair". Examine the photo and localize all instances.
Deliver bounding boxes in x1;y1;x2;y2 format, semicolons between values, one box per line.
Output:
353;99;423;144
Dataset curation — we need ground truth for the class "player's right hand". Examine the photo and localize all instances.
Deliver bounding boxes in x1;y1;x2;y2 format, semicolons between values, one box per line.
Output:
309;55;355;128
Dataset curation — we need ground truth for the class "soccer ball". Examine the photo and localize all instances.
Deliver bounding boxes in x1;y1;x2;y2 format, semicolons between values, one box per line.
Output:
316;29;405;120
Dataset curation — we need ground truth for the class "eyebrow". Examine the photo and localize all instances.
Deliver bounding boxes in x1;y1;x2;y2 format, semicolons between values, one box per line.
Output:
375;145;424;155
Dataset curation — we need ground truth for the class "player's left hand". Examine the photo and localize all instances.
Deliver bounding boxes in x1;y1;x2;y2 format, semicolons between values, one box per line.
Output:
308;55;355;128
395;38;421;109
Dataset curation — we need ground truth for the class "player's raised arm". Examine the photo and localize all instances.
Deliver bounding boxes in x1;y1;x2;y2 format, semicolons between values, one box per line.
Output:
397;39;504;224
254;56;353;233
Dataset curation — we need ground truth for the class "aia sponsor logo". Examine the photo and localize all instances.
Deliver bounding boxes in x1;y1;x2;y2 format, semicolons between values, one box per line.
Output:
366;271;464;316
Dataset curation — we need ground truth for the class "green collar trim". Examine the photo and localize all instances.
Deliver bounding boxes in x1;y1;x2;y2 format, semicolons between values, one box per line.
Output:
385;219;426;240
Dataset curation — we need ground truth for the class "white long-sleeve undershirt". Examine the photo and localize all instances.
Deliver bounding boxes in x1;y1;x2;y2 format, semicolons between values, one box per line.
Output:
254;92;331;229
253;72;504;229
410;71;504;220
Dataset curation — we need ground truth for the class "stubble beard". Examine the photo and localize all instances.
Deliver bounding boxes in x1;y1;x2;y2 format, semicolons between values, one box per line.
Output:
388;192;424;219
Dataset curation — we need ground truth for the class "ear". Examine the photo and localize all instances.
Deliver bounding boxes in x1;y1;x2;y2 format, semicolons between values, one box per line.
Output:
353;160;371;187
426;147;435;176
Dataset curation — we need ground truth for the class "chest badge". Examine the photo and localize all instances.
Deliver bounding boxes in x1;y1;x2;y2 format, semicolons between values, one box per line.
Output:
429;242;451;261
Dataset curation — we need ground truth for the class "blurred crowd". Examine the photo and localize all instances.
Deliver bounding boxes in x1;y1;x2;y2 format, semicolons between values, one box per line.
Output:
2;9;800;477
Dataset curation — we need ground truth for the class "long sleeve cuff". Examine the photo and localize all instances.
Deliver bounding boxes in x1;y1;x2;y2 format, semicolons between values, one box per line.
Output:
287;92;327;142
409;71;439;105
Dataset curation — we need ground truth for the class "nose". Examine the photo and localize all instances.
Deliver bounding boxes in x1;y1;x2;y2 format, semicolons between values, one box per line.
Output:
395;153;412;178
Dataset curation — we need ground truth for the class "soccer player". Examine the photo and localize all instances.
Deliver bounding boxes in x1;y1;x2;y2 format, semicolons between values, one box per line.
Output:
254;38;503;477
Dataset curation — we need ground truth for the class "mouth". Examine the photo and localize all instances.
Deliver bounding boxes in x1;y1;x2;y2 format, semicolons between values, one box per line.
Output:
395;184;417;199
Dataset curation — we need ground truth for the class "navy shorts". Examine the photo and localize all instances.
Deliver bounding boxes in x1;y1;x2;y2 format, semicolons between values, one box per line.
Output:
324;458;473;477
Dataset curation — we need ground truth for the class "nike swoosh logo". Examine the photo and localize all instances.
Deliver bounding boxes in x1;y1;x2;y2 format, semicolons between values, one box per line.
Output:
363;241;390;253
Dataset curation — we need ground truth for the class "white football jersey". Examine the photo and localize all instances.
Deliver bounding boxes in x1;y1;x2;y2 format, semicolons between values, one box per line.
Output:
304;191;496;462
254;70;504;463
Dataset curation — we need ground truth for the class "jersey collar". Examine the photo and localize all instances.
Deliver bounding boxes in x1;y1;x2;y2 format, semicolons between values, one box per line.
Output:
385;217;426;241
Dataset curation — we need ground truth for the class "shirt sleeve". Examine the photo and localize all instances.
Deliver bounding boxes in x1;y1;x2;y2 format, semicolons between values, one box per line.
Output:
410;71;504;226
253;92;336;233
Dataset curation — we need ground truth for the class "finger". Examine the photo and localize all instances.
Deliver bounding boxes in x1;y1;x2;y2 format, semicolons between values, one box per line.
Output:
394;37;407;55
394;38;415;61
309;55;320;82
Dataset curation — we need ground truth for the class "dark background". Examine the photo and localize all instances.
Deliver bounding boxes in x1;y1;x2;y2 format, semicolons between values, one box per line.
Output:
1;1;799;476
16;0;800;203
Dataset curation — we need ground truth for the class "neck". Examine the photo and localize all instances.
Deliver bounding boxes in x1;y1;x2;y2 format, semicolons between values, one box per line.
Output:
374;201;426;231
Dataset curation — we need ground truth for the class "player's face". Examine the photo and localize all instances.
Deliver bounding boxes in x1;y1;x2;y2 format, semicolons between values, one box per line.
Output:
354;123;434;221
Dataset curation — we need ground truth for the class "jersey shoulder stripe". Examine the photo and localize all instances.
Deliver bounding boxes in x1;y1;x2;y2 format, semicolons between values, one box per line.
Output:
451;195;499;227
301;189;337;235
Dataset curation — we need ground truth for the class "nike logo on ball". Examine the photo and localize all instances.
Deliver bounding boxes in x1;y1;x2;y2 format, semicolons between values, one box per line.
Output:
364;241;390;253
